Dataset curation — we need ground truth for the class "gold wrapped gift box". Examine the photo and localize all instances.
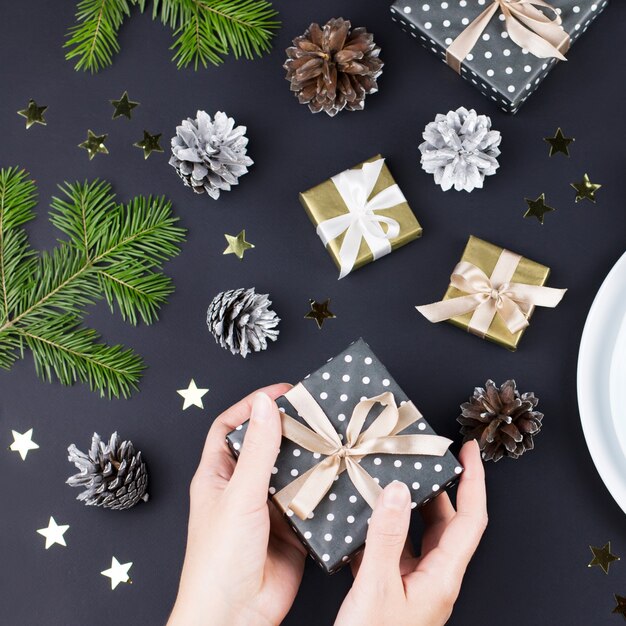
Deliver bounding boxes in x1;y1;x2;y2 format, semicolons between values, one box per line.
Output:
299;155;422;276
443;236;551;351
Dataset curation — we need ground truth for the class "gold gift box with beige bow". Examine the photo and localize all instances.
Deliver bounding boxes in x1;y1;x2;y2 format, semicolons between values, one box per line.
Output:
299;155;422;278
418;236;567;351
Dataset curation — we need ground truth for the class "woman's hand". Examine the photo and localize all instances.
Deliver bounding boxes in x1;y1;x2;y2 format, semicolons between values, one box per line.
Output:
168;385;307;626
334;440;487;626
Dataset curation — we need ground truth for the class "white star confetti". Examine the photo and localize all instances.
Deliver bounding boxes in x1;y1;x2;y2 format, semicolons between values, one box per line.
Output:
36;516;69;549
10;428;39;460
177;379;209;410
101;557;133;590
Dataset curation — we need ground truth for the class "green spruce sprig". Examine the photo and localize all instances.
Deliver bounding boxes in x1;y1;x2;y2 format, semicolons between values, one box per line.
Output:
64;0;280;73
0;168;186;398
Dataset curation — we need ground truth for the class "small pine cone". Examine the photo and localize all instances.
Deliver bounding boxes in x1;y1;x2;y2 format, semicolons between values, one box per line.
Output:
458;380;542;462
67;432;149;510
169;110;253;199
207;287;280;358
284;17;383;117
419;107;501;192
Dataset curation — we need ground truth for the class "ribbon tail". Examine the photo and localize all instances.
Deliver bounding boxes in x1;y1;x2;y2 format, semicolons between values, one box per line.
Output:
287;455;342;520
417;293;487;323
359;159;387;199
445;3;500;73
506;283;567;308
496;296;530;334
344;458;382;511
504;12;567;61
337;220;365;279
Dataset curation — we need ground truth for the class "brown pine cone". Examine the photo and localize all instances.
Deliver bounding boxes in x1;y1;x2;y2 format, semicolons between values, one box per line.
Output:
458;380;542;462
284;17;383;117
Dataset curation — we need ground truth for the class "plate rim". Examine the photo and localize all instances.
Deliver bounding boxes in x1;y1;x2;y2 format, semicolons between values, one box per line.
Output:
577;250;626;515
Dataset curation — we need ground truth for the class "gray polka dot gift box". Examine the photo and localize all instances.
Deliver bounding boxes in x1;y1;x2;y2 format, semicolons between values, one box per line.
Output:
226;338;463;574
390;0;609;113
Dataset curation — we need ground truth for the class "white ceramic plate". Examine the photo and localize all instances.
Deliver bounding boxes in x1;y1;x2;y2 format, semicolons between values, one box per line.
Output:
578;251;626;515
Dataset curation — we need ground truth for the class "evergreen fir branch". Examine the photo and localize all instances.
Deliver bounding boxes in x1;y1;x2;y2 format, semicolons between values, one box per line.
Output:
64;0;132;72
49;180;117;259
19;315;144;398
170;0;280;69
148;0;188;28
98;262;174;325
65;0;280;72
0;168;186;398
0;329;22;370
0;168;38;326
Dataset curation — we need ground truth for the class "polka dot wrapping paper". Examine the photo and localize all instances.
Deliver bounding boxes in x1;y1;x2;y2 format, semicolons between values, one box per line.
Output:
390;0;609;113
226;338;462;573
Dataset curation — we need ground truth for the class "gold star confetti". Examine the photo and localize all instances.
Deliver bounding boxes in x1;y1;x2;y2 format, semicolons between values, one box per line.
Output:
524;193;556;224
133;131;163;159
544;127;574;157
571;174;601;203
79;130;109;160
9;428;39;460
589;542;620;574
101;557;133;590
111;91;139;120
613;595;626;620
177;379;209;410
305;299;336;329
36;517;70;549
223;230;254;259
17;99;47;129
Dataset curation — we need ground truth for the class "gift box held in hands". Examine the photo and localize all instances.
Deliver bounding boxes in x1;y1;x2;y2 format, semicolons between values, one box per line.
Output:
416;235;567;350
390;0;609;113
299;156;422;279
226;338;462;574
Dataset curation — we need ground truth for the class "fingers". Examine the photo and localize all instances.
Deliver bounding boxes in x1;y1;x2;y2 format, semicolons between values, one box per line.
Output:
226;392;283;514
350;536;415;578
194;383;291;487
413;440;487;578
420;491;455;527
356;481;412;587
439;439;488;563
419;492;455;554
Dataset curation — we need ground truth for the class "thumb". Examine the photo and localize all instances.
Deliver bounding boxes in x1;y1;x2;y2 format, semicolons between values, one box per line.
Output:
228;392;282;513
356;481;411;586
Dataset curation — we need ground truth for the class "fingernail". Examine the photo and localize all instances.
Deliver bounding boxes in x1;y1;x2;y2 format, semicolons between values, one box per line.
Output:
382;481;410;511
251;392;272;422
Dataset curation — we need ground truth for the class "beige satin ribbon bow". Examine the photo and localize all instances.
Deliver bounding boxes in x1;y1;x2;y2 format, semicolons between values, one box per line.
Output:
446;0;570;74
273;383;452;521
416;249;566;337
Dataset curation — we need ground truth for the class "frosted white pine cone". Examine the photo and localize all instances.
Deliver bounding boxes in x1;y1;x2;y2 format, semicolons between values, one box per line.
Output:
66;432;149;510
419;107;501;192
207;288;280;358
170;110;253;199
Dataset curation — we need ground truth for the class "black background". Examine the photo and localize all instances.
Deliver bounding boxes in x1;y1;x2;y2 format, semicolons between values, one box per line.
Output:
1;1;625;625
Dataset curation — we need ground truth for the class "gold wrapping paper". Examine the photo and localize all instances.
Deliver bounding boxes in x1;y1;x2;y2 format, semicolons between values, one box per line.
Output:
443;236;550;350
299;155;422;275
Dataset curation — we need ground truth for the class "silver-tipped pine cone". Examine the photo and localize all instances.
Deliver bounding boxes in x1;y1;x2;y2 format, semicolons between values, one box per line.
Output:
419;107;501;192
284;17;383;117
458;380;542;462
169;110;253;199
207;287;280;358
67;432;149;510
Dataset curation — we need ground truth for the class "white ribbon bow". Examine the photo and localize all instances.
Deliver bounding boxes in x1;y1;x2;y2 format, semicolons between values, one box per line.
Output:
316;158;407;279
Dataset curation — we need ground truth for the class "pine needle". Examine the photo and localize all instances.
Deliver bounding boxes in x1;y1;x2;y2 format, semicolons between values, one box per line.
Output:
0;168;186;398
64;0;280;72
